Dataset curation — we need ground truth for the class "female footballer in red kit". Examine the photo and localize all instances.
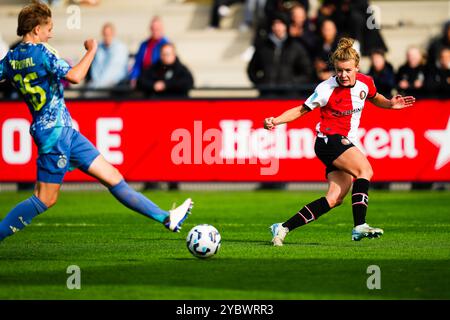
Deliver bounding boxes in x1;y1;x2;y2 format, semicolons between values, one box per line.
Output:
264;38;416;246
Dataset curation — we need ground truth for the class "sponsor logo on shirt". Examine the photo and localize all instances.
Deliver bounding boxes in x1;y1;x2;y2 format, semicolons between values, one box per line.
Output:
331;107;363;117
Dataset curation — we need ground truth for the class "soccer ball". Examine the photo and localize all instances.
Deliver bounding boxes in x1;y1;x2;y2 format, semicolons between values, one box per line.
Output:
186;224;221;259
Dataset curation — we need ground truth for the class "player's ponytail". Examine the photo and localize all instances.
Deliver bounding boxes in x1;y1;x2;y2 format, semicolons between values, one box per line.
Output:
330;37;360;66
17;0;52;37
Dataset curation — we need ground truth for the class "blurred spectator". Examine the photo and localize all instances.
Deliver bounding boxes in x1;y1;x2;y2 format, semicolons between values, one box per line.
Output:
368;49;395;97
87;23;128;89
241;0;267;32
209;0;244;29
289;3;317;60
0;33;8;60
396;47;426;98
360;8;388;56
0;40;19;99
313;19;338;82
427;20;450;71
254;0;309;43
316;0;387;56
316;0;335;27
264;0;309;23
317;0;361;41
130;16;169;89
137;43;194;97
247;13;313;96
425;47;450;98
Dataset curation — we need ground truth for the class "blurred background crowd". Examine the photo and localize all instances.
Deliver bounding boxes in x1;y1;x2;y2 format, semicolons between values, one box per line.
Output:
0;0;448;192
0;0;448;99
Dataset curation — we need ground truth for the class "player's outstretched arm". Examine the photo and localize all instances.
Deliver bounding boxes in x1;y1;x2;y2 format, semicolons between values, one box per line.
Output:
370;93;416;110
264;104;310;130
66;39;98;84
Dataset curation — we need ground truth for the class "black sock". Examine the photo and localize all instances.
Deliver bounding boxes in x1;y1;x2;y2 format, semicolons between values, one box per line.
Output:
282;197;331;231
352;178;370;227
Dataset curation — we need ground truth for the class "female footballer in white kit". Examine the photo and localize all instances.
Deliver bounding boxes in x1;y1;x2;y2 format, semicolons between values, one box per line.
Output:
264;38;416;246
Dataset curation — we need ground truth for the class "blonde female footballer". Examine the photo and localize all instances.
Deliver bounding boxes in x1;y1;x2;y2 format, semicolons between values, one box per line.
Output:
264;38;415;246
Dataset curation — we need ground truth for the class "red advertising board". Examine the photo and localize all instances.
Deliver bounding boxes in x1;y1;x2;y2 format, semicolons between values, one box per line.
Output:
0;99;449;182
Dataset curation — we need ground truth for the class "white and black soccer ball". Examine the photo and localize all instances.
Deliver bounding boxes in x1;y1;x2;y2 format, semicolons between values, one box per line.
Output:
186;224;221;259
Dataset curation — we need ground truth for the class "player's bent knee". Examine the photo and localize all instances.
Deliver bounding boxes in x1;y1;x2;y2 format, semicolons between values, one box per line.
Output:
37;196;57;208
326;197;342;208
334;198;344;207
362;167;373;180
45;197;58;208
355;166;373;180
111;168;124;184
102;167;124;188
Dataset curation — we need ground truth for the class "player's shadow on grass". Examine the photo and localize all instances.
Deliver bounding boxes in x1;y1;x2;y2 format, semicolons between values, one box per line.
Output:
1;259;449;299
122;237;182;241
225;239;322;246
225;239;270;245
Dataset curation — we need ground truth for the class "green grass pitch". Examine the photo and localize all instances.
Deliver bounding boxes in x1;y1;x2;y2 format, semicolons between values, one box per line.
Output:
0;190;449;300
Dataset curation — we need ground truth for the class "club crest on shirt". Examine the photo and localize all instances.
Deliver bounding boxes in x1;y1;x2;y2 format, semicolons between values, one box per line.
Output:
360;90;367;100
57;155;68;169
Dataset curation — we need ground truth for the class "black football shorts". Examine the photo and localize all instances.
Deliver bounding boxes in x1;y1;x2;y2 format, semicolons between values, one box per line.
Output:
314;134;355;177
